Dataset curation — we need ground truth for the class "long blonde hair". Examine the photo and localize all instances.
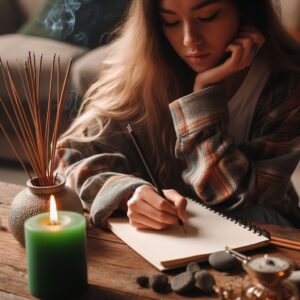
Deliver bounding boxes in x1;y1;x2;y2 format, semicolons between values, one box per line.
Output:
63;0;300;180
63;0;193;181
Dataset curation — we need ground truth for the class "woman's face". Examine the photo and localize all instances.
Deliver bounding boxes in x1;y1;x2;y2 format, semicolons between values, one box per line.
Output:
159;0;240;73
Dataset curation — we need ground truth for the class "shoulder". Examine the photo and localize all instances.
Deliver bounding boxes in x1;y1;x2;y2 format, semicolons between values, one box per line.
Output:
251;69;300;137
259;68;300;111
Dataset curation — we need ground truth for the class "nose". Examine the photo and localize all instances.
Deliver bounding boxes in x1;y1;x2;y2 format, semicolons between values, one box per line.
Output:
183;22;203;48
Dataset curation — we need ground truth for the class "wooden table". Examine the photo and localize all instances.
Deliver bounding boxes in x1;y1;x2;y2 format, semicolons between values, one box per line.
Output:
1;181;300;300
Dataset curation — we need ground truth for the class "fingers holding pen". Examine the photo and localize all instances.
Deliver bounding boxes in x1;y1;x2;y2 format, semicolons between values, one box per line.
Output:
135;185;178;216
127;185;179;230
128;213;170;230
163;189;187;222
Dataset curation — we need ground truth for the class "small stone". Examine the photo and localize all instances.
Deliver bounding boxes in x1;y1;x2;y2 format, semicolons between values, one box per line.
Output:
208;251;238;271
186;262;201;274
171;271;195;294
289;270;300;288
149;274;169;293
136;275;149;288
194;270;216;294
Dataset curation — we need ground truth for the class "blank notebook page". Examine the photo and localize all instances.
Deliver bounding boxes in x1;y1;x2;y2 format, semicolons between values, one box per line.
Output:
107;199;270;270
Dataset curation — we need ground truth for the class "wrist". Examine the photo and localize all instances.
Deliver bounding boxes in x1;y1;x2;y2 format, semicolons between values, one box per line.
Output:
193;75;208;91
193;81;220;92
193;82;205;92
120;194;131;212
194;65;231;92
194;75;217;92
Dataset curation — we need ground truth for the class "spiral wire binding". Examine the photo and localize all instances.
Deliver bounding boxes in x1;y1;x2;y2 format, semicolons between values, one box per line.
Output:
189;198;271;239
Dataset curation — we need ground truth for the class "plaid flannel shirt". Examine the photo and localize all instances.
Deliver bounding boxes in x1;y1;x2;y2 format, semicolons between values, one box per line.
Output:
55;70;300;227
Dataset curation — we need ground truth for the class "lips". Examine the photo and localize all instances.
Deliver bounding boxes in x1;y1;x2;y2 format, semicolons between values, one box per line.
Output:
186;53;211;64
187;52;209;57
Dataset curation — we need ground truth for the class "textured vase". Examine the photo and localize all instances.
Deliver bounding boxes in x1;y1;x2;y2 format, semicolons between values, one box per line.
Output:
8;175;83;246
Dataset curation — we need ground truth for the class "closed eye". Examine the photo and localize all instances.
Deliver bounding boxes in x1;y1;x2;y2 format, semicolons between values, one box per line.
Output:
161;10;220;27
198;10;220;22
161;19;180;27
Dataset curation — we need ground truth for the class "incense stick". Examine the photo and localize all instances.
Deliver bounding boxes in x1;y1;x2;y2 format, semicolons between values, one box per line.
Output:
0;53;72;186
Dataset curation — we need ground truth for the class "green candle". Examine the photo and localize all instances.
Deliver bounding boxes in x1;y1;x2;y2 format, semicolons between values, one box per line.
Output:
24;207;87;299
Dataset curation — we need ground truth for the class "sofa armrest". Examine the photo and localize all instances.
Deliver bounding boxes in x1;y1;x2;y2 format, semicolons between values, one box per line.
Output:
72;45;110;96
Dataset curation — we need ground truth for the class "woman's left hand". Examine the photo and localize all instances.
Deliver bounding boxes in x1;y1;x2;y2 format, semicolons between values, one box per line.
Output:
194;25;266;91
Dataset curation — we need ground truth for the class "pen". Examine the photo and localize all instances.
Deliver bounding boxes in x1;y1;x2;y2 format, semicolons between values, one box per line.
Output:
127;124;186;233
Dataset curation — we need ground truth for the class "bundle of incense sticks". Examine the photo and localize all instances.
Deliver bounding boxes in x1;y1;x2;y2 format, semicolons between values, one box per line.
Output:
0;53;72;186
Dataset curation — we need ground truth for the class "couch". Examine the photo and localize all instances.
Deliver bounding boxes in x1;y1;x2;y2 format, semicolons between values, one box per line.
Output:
0;0;128;162
280;0;300;43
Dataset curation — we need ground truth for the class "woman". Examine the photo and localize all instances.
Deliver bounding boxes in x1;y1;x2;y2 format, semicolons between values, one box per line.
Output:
55;0;300;229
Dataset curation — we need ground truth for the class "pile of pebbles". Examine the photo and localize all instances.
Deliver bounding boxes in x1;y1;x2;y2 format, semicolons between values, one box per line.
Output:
136;250;239;295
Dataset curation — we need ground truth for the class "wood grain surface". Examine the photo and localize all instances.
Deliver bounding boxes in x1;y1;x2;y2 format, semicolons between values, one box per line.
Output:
0;182;299;299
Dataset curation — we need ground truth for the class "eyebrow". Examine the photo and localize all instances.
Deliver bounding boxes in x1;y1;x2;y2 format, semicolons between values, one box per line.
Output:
159;0;220;14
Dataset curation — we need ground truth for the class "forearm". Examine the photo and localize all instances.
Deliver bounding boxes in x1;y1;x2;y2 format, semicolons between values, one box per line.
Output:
61;163;150;227
90;174;150;228
55;139;151;227
169;83;300;209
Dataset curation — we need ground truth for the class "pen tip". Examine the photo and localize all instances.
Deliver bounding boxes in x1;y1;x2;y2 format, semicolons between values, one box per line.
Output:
178;219;187;234
178;219;184;226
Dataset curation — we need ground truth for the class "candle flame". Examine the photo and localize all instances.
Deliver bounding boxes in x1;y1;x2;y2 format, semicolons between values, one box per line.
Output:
50;195;58;225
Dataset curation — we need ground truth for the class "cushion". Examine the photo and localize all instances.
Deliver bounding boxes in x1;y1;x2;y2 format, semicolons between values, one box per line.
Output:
19;0;130;49
0;34;87;104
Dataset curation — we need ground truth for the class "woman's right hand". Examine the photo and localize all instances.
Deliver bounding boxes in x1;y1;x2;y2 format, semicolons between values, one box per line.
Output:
194;25;265;91
127;185;187;230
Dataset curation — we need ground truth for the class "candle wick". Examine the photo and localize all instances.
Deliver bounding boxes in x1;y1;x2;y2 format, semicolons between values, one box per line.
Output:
50;220;59;226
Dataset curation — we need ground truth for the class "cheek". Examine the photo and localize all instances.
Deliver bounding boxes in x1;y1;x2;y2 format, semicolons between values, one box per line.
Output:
223;19;240;45
220;8;240;46
163;30;181;52
209;19;240;50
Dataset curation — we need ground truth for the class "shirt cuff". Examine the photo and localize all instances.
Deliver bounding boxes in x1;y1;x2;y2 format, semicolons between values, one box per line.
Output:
169;83;228;136
90;176;151;228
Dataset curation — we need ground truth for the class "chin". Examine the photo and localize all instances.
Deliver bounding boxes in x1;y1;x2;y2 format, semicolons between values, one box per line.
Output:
189;64;212;73
187;55;224;73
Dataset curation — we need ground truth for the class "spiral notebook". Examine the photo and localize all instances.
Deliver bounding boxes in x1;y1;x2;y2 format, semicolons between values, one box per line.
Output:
107;198;270;270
